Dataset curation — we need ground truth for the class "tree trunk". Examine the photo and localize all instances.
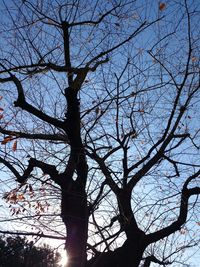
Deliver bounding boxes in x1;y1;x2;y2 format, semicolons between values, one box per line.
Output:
62;85;89;267
61;183;88;267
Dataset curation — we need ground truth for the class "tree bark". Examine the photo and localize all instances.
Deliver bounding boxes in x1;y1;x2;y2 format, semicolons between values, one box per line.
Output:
61;86;89;267
61;183;88;267
87;237;146;267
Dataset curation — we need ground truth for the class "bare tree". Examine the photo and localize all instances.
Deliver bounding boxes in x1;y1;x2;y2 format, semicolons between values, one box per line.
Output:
0;1;200;267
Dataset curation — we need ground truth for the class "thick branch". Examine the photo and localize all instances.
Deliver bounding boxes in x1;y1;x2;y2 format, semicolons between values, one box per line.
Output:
6;75;64;129
143;255;171;267
0;157;62;186
0;230;65;240
89;180;107;213
0;156;21;181
0;156;61;187
62;21;73;86
127;105;189;191
68;5;120;27
163;155;180;177
127;24;193;181
0;126;67;142
71;69;89;92
0;61;82;75
0;59;109;76
87;151;119;194
86;19;161;66
146;170;200;244
19;158;62;185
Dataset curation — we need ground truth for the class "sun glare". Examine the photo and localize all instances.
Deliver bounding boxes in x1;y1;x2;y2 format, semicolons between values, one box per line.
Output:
59;250;68;267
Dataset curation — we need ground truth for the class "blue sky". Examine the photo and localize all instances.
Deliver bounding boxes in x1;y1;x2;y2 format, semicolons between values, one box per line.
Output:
0;1;200;266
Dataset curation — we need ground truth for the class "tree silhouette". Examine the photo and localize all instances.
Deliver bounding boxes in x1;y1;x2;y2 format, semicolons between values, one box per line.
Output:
0;1;200;267
0;235;61;267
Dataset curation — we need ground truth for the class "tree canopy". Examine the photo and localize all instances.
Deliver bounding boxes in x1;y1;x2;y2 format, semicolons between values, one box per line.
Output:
0;1;200;267
0;235;61;267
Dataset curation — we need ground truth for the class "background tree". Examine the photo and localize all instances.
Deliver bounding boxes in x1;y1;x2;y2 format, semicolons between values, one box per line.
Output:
0;1;200;267
0;235;61;267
